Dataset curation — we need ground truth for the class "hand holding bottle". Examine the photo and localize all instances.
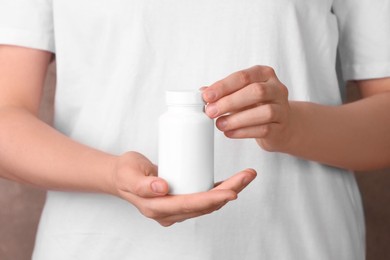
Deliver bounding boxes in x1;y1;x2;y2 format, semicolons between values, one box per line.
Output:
112;152;257;227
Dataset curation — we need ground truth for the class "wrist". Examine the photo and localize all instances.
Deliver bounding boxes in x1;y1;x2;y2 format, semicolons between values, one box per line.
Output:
278;101;307;155
98;153;120;196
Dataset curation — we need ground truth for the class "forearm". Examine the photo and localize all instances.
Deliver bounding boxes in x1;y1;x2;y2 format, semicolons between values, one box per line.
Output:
286;93;390;171
0;106;117;194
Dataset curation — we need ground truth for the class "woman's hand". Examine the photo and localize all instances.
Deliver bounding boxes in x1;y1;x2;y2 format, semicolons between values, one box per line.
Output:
202;65;292;152
112;152;257;227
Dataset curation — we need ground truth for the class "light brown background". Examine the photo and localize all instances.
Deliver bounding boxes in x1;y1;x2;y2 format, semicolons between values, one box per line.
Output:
0;63;389;259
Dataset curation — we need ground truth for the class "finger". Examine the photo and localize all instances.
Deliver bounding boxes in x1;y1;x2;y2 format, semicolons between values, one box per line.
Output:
224;124;280;139
216;104;282;131
205;81;280;118
213;180;223;187
202;65;276;103
116;156;169;198
129;176;169;198
145;189;237;219
157;199;230;227
213;169;257;194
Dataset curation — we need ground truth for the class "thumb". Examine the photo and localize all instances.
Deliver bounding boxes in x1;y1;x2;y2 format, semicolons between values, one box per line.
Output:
116;152;169;198
128;164;169;198
131;176;169;198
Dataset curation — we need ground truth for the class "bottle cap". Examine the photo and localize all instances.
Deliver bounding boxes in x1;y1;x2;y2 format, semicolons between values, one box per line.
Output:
166;90;205;105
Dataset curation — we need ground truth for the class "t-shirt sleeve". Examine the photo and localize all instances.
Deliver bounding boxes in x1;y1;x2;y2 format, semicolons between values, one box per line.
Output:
333;0;390;81
0;0;54;52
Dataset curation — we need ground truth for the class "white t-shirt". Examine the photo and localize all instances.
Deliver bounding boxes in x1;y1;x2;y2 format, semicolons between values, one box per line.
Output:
1;0;390;259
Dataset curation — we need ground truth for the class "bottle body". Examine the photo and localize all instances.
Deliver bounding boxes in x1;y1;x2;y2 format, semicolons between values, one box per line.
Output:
158;91;214;194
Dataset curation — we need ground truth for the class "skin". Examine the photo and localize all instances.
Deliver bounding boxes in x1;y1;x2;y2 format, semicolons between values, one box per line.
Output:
1;45;389;226
0;45;257;227
202;65;390;171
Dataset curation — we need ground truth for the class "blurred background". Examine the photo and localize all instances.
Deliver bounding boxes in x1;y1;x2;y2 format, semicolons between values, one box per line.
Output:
0;62;389;260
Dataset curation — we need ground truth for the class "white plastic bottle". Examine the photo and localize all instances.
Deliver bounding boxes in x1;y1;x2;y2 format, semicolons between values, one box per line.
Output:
158;90;214;194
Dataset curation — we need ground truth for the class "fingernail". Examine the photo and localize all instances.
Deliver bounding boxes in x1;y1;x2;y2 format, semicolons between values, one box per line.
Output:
204;91;216;102
217;119;227;130
242;175;255;186
206;103;218;117
242;177;252;186
151;181;165;194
